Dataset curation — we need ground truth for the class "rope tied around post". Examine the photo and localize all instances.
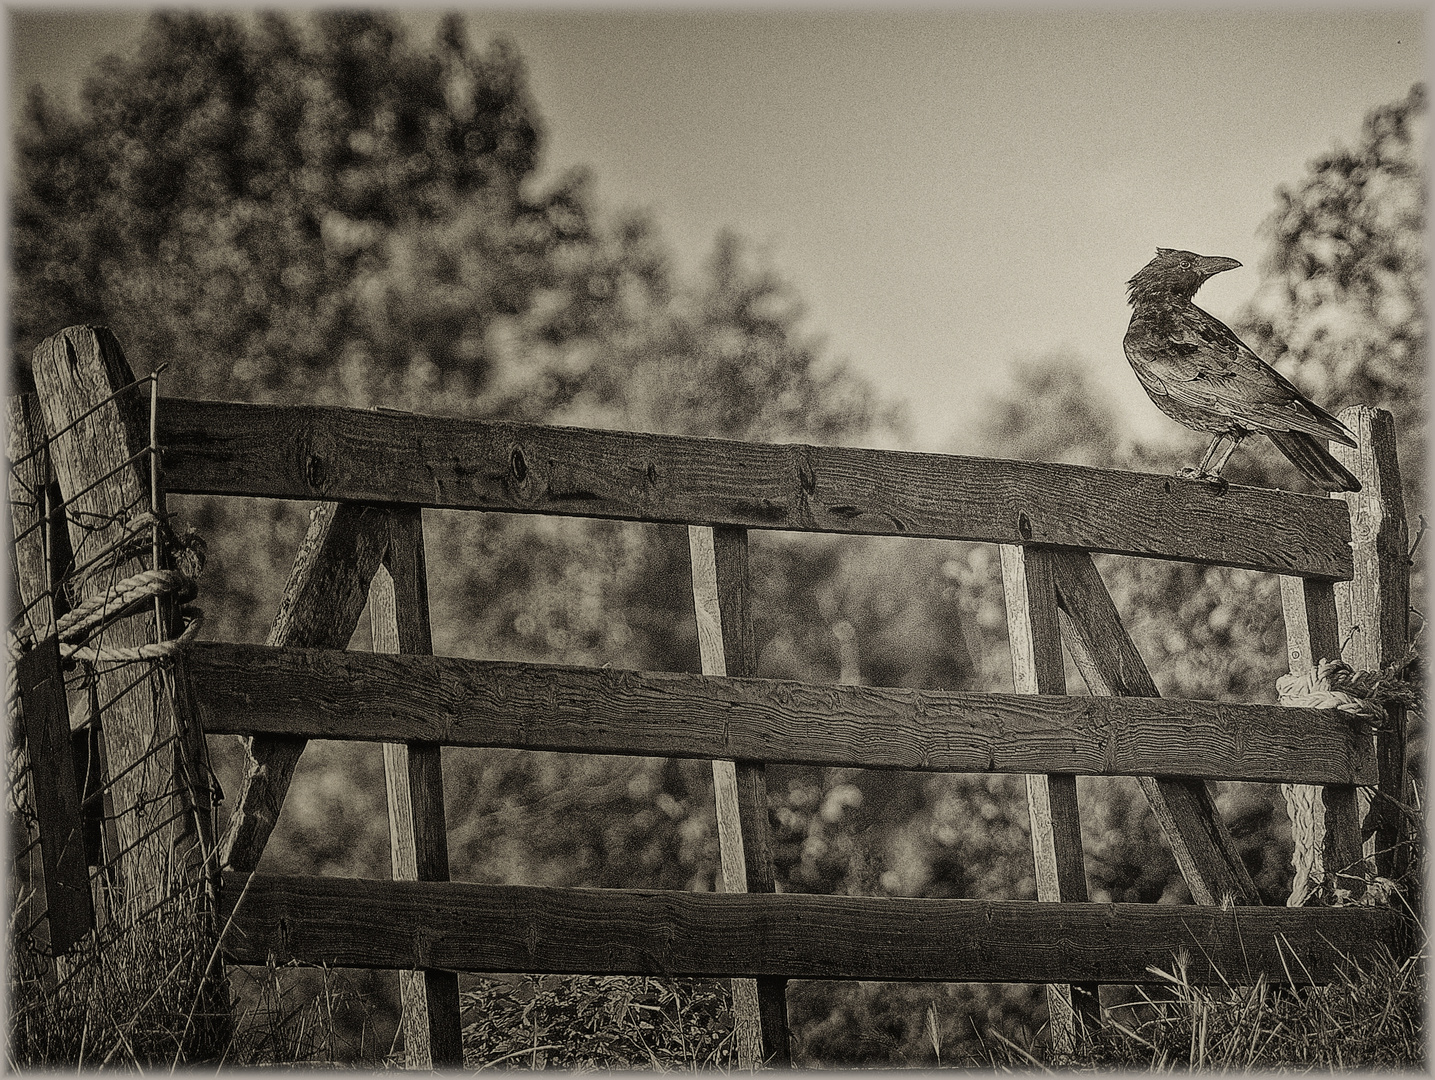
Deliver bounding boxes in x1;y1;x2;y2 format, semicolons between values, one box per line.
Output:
1277;654;1422;725
1277;658;1385;720
7;514;206;728
1277;656;1420;908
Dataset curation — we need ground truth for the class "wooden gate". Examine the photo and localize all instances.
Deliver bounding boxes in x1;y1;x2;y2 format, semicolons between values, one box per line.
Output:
15;325;1411;1068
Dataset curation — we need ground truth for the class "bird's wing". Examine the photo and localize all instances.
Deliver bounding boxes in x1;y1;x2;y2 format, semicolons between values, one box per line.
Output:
1142;311;1355;445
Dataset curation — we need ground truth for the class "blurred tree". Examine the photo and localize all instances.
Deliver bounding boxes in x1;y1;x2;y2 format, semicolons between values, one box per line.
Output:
11;7;904;671
12;10;588;400
1238;82;1426;513
9;3;902;947
977;350;1124;469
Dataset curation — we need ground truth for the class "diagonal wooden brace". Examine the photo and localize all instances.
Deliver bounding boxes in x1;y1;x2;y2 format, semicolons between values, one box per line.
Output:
218;501;390;873
1044;548;1260;907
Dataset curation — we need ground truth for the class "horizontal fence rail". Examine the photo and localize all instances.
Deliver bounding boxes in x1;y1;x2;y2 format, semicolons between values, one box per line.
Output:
181;643;1375;786
149;398;1353;579
9;332;1407;1071
218;872;1403;985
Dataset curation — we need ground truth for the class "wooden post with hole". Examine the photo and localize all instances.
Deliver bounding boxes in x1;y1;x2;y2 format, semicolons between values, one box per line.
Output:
8;378;57;651
372;507;464;1069
999;544;1099;1051
688;524;791;1068
8;382;95;956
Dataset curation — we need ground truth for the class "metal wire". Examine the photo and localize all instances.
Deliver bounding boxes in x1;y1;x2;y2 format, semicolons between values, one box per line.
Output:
8;364;217;977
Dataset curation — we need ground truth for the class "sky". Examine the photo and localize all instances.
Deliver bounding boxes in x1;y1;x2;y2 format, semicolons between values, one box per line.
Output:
6;4;1426;452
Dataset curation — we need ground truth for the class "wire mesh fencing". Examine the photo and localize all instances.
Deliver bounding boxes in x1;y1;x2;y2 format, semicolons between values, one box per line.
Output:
7;350;227;1067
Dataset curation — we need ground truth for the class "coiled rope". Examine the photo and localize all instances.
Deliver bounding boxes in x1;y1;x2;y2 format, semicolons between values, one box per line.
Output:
7;515;205;726
1278;655;1419;906
1285;656;1383;717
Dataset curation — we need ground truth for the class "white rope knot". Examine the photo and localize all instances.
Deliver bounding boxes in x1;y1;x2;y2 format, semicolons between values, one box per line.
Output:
1277;657;1404;908
1276;658;1384;721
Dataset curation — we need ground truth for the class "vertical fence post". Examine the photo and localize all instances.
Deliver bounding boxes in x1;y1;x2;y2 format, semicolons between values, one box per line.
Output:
1279;577;1366;902
372;507;464;1069
28;327;206;904
1331;407;1410;886
13;637;93;952
1279;407;1409;905
8;384;95;955
999;544;1099;1051
688;524;791;1068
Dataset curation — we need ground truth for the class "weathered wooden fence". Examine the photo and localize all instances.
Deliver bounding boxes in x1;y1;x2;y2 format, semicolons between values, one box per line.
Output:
10;325;1413;1069
7;328;223;1063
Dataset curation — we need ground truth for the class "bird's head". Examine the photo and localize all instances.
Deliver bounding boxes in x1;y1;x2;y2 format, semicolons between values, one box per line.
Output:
1126;248;1241;305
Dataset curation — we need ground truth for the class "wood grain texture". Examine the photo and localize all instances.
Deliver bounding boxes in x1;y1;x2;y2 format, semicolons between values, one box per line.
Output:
216;501;390;873
1332;408;1411;674
1000;549;1087;896
687;525;789;1068
216;872;1402;986
1046;549;1261;906
30;327;199;903
8;388;58;642
187;642;1373;786
1000;545;1095;1047
1331;407;1410;882
152;397;1352;578
371;507;462;1071
15;638;94;952
1280;576;1366;899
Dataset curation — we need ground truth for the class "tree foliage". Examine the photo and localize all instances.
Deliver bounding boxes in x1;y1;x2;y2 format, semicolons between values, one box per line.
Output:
1239;82;1426;509
14;12;577;399
10;13;1422;1064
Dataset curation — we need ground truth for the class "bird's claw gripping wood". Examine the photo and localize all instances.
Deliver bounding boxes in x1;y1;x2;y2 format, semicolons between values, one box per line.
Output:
1176;467;1229;494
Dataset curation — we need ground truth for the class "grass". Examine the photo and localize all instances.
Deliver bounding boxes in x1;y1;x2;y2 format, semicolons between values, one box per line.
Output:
460;974;737;1070
1033;946;1427;1072
7;881;231;1069
8;891;387;1070
224;962;383;1067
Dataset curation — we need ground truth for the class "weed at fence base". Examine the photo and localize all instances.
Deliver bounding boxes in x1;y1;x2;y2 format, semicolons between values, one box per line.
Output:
7;881;230;1069
1035;945;1426;1071
460;974;737;1070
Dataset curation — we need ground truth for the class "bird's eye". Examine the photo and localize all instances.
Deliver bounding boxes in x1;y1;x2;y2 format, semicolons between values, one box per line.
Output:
1180;260;1192;270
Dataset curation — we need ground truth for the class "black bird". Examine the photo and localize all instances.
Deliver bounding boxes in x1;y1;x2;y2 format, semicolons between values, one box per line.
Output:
1123;248;1360;492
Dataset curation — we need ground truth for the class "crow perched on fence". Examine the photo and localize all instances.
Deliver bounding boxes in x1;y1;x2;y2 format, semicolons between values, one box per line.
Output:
1123;247;1360;492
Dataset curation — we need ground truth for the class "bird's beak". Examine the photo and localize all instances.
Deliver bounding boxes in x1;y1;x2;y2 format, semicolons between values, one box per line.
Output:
1197;256;1242;277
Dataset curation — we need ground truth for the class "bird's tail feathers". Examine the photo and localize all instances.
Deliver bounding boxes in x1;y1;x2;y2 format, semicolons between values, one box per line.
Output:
1287;399;1358;448
1268;430;1361;493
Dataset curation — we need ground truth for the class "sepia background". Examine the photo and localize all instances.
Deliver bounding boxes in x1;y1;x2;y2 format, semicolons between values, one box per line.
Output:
10;7;1424;448
8;4;1426;1065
